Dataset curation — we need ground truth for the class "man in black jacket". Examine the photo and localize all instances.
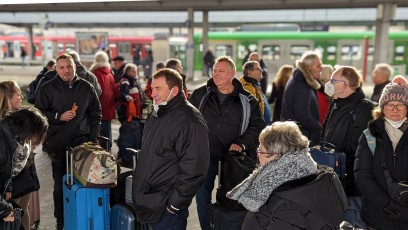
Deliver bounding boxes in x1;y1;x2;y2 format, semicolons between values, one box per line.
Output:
132;69;209;230
35;54;101;230
322;66;374;228
67;50;102;97
189;56;265;229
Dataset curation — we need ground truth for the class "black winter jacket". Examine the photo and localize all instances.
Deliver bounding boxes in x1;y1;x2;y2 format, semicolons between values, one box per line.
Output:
75;61;102;96
132;93;209;223
0;119;18;194
281;69;321;144
242;167;347;230
322;88;374;195
354;119;408;229
35;75;101;155
189;78;265;160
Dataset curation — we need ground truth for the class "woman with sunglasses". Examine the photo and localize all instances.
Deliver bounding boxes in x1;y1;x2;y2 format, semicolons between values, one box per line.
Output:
227;121;347;229
355;76;408;229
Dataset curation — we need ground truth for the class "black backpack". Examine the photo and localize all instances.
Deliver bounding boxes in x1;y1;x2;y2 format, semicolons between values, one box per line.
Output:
216;151;256;210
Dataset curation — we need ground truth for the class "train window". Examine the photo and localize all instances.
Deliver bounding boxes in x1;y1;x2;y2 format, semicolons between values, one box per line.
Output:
327;46;336;61
215;45;233;57
66;44;75;52
290;45;309;60
261;45;280;61
395;45;405;61
238;45;246;59
341;45;361;61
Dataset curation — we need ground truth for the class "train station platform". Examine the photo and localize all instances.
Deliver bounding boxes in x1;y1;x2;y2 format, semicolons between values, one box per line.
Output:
0;64;376;230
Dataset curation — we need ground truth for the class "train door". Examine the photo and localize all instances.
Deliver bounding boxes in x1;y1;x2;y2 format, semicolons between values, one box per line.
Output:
258;40;314;76
168;36;188;68
13;41;21;58
117;42;131;61
392;41;408;75
336;40;365;70
314;41;337;67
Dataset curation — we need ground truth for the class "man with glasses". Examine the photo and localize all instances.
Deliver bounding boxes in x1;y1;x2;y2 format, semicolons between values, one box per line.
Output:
322;66;374;229
189;56;265;229
239;60;270;124
282;51;322;145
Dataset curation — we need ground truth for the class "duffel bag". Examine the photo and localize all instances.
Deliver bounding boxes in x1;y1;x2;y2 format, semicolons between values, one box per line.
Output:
72;142;118;188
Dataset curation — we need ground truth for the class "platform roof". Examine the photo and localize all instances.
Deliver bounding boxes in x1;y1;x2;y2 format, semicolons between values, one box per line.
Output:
1;0;408;12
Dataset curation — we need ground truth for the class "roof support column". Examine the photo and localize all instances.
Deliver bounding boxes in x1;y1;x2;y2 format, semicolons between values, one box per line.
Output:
186;7;195;81
374;3;395;65
202;10;209;77
27;25;34;65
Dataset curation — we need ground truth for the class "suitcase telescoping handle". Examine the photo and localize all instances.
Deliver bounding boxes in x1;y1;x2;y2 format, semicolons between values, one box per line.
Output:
97;136;110;151
126;148;140;171
66;146;74;186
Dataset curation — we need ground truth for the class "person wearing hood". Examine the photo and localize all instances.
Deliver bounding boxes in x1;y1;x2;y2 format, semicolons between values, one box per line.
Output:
227;121;348;229
90;51;116;149
189;56;265;229
322;66;374;228
281;51;322;145
132;68;209;230
67;50;102;97
35;54;101;230
355;76;408;229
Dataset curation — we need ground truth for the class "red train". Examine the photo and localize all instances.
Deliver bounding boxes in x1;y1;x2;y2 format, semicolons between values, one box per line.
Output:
0;34;153;61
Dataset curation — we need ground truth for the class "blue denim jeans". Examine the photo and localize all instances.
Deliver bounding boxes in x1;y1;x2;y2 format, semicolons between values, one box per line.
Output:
195;161;217;229
149;208;189;230
348;196;367;229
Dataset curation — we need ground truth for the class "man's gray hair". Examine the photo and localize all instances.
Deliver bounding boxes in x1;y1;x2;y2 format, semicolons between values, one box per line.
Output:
374;63;393;78
259;121;309;157
299;51;320;67
67;50;80;62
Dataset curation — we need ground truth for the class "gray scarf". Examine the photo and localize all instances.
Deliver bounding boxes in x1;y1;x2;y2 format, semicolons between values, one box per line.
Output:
227;149;318;212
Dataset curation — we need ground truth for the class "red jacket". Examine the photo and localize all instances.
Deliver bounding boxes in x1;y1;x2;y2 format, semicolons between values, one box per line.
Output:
92;67;116;120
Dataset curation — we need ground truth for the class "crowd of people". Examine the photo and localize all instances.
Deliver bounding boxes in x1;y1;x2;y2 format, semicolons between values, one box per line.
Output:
1;46;408;230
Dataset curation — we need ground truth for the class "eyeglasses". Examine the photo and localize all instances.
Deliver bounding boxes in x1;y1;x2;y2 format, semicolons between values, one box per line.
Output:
253;67;263;72
384;103;407;111
329;78;346;84
256;148;272;157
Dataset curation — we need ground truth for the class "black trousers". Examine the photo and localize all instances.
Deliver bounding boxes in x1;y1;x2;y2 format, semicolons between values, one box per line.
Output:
50;152;67;224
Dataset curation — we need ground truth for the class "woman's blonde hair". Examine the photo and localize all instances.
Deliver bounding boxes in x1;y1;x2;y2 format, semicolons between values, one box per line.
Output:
259;121;309;158
273;64;293;92
0;81;18;118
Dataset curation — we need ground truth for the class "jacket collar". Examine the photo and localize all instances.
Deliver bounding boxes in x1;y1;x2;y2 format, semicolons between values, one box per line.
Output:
332;87;366;109
155;93;186;117
294;64;321;90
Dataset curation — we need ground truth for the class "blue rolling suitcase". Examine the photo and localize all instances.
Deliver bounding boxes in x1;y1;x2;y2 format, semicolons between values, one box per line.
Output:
111;204;135;230
63;148;111;230
310;143;346;180
111;148;148;230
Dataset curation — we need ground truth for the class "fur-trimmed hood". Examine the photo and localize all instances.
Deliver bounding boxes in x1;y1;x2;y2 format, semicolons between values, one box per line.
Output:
90;61;111;72
296;61;321;90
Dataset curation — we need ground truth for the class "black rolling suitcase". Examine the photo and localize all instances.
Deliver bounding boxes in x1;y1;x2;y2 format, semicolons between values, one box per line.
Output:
111;148;150;230
206;160;248;230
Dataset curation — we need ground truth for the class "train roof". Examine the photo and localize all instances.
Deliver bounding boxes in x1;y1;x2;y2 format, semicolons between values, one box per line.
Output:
194;31;408;40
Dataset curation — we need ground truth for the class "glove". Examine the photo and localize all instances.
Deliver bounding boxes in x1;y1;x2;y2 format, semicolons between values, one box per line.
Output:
125;95;134;102
384;201;408;221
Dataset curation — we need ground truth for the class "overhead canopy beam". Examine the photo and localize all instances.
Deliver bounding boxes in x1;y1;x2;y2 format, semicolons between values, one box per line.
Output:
0;0;408;12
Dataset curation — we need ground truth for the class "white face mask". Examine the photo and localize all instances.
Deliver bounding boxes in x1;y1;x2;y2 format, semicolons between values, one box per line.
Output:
153;88;174;113
385;117;407;129
324;82;343;97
